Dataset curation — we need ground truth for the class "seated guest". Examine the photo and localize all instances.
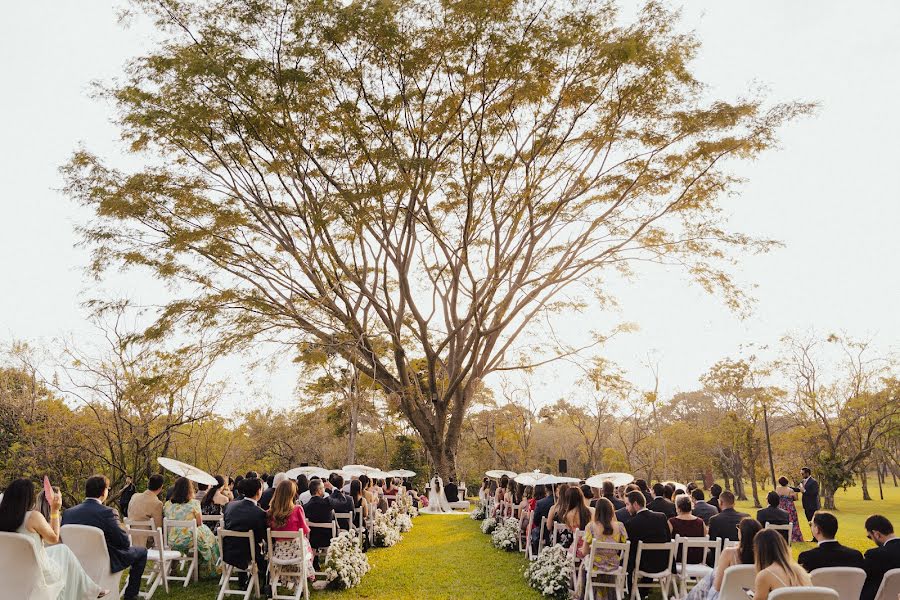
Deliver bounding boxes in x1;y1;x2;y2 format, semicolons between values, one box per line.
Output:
861;514;900;600
797;511;863;572
647;482;676;518
303;479;336;559
232;475;245;500
259;472;287;511
383;477;399;497
223;477;267;590
615;484;640;525
61;475;147;600
560;486;592;550
350;479;369;530
127;474;165;547
519;485;533;513
118;477;136;518
267;480;314;580
669;495;707;563
576;497;628;594
194;482;208;505
445;477;460;503
708;491;749;543
708;483;723;512
623;490;671;588
580;484;594;503
685;518;761;600
634;479;652;504
298;477;317;504
691;489;718;524
1;478;107;600
223;477;236;501
757;491;791;541
752;529;812;600
200;475;230;519
326;474;354;530
359;475;375;506
602;480;625;510
163;477;221;570
478;477;490;502
530;484;554;553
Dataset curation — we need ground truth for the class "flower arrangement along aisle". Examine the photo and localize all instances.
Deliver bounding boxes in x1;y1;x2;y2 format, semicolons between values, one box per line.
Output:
525;545;574;600
480;516;497;534
393;491;418;518
322;531;370;589
470;500;487;520
373;509;402;547
491;517;519;551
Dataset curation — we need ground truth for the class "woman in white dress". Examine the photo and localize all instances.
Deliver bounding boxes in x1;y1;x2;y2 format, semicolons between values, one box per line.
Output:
424;476;452;513
0;478;107;600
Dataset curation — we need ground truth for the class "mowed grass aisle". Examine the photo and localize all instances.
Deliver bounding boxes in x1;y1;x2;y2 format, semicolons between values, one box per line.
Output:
161;513;541;600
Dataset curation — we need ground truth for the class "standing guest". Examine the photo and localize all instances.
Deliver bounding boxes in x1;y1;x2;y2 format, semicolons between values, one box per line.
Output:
623;490;671;592
127;474;165;547
708;484;723;512
751;529;812;600
302;479;335;567
691;489;718;524
796;467;820;527
669;495;707;564
61;475;147;600
774;477;804;542
267;480;314;582
0;478;107;600
756;491;791;542
602;481;625;510
118;477;136;518
260;472;287;511
797;511;863;572
647;483;676;518
163;477;220;570
861;514;900;600
708;491;749;544
685;518;762;600
576;497;628;599
223;477;268;591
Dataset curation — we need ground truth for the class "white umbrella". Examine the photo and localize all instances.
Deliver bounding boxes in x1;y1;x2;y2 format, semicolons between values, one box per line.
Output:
485;469;518;479
342;464;378;476
514;470;547;485
387;469;416;478
585;472;634;488
157;457;217;486
367;470;394;480
661;480;688;492
285;466;331;480
535;474;581;485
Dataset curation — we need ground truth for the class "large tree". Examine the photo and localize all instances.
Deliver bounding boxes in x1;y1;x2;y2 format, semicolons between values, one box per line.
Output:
65;0;809;475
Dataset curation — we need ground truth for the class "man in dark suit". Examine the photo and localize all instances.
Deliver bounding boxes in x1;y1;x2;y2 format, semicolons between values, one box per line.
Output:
258;472;287;511
304;478;336;554
445;477;460;503
223;477;268;590
647;483;676;518
708;491;749;543
797;511;863;572
861;514;900;600
798;467;821;525
757;491;790;541
530;484;555;553
325;474;354;531
602;481;625;510
691;489;718;524
623;490;671;597
61;475;147;600
708;483;723;512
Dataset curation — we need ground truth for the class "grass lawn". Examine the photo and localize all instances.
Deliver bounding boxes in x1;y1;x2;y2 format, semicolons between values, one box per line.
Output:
133;484;900;600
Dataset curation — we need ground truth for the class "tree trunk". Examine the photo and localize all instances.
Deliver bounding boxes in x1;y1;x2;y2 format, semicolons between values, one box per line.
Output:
860;468;872;501
346;385;359;465
749;465;761;508
823;482;836;510
733;453;747;501
763;405;776;487
876;462;884;500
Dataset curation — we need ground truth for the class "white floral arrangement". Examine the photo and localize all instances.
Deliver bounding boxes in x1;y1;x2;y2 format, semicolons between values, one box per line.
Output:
322;531;370;589
396;512;413;533
480;516;497;534
373;510;402;547
491;517;519;551
470;500;487;520
393;490;417;517
525;545;574;599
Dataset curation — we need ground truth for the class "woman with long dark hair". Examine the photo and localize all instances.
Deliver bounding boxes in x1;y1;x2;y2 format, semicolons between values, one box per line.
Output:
752;529;811;600
200;475;228;519
576;497;628;599
0;478;107;599
163;477;220;570
685;517;763;600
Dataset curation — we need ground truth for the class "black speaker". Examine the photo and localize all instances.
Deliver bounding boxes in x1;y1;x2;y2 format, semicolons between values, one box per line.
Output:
558;459;567;474
300;462;309;467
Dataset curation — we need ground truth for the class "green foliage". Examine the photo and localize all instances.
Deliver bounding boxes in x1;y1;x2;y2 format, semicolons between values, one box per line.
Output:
390;435;425;487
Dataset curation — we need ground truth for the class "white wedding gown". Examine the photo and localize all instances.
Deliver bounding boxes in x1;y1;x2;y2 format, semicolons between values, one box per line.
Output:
423;477;452;513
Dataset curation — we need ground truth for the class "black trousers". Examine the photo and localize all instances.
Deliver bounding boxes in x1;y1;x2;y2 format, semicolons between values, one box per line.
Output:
804;506;817;523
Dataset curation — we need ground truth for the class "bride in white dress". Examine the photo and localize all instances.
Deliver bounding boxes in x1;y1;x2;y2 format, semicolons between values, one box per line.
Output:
0;479;106;600
423;475;452;513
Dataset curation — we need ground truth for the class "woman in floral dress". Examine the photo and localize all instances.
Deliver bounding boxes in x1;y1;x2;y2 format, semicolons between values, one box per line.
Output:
775;477;804;542
163;477;221;570
576;497;628;599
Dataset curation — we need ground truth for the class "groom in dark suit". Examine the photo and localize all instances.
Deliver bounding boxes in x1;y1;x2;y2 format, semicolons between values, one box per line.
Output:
61;475;147;600
798;467;821;524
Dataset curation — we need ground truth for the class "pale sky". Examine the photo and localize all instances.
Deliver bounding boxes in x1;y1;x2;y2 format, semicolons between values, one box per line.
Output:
2;1;898;413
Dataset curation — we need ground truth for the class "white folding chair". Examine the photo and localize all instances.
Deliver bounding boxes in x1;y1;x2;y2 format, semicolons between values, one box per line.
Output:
519;509;532;553
768;587;839;599
333;512;352;534
383;494;397;506
673;536;718;597
765;522;794;546
630;541;675;600
0;531;40;599
810;566;866;600
720;537;739;550
581;540;630;600
202;514;224;533
125;520;183;598
307;521;337;577
874;568;900;600
718;564;757;600
536;516;548;557
59;524;123;600
217;529;261;600
162;518;199;586
266;528;309;600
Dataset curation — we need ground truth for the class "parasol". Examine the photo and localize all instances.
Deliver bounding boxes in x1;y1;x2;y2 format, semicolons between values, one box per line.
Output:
485;470;518;479
285;466;332;480
156;457;218;486
585;472;635;489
